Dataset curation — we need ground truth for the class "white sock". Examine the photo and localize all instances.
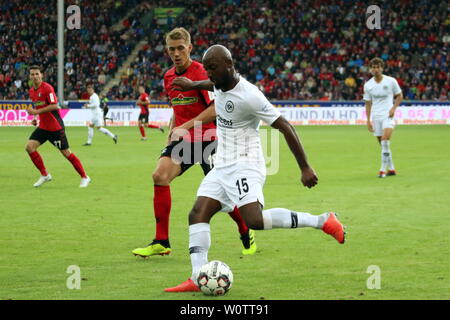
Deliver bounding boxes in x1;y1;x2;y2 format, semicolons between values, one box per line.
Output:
261;208;326;230
385;140;395;170
87;127;94;144
189;223;210;283
98;127;115;138
380;140;390;172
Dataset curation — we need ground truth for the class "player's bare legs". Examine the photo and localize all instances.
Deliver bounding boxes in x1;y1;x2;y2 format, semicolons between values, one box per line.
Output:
26;139;52;187
152;156;183;186
188;196;222;224
25;139;41;154
132;157;181;257
232;202;265;230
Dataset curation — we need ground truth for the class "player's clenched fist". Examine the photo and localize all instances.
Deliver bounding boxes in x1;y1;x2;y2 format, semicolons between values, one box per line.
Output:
300;166;318;188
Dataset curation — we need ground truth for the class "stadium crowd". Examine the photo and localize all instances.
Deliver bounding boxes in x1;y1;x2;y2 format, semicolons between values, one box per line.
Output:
0;0;143;100
1;0;448;101
113;0;449;101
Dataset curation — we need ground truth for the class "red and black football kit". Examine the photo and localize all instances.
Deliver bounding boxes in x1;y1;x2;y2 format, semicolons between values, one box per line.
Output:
162;60;217;175
137;92;150;123
28;82;68;150
27;81;87;179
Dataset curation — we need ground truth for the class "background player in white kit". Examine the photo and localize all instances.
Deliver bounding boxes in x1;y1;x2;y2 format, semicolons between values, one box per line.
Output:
363;58;403;178
83;84;118;146
165;45;346;292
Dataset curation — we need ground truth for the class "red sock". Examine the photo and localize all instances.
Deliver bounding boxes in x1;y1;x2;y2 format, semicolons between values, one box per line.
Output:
67;153;87;178
139;126;146;137
154;185;171;240
228;206;249;235
29;151;48;176
147;124;160;129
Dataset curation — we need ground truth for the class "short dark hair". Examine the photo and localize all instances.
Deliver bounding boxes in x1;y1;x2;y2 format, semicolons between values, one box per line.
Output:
86;84;94;89
369;57;384;68
29;65;43;73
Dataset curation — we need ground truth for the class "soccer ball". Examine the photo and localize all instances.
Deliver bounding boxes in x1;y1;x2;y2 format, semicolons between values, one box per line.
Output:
197;260;233;296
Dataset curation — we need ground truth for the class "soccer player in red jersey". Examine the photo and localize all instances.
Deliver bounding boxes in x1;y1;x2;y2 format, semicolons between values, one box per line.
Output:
136;85;164;140
25;65;90;188
132;28;256;258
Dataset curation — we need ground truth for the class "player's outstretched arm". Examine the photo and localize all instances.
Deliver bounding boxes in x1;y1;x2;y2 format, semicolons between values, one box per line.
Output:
26;104;58;116
271;116;318;188
172;77;214;92
169;104;216;142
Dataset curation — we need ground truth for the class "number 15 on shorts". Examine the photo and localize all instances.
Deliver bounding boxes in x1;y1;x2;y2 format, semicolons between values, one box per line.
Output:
236;178;249;199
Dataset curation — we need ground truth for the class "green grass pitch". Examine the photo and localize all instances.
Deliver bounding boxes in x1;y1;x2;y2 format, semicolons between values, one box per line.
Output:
0;125;449;300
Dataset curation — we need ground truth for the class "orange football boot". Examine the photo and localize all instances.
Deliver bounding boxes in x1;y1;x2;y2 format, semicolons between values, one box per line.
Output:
164;278;200;292
322;212;345;244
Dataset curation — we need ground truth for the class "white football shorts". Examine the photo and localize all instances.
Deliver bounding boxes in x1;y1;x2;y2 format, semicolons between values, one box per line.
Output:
373;117;395;136
197;162;266;212
90;112;104;127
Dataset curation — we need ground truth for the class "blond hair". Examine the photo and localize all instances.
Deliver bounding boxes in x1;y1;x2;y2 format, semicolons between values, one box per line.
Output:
165;27;191;45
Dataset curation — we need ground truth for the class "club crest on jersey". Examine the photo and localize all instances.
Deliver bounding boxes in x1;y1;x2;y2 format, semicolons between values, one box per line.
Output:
225;100;234;113
383;85;388;90
171;94;198;106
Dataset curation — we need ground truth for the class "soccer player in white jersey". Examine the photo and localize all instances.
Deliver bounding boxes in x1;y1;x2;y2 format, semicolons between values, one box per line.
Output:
164;45;346;292
83;84;118;146
363;58;403;178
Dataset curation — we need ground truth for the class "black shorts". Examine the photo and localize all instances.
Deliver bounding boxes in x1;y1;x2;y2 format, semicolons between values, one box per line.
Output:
138;113;149;123
160;140;217;176
29;128;69;150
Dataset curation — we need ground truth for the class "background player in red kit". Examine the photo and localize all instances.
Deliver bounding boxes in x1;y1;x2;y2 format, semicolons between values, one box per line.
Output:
132;28;256;257
136;85;164;140
26;65;91;188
